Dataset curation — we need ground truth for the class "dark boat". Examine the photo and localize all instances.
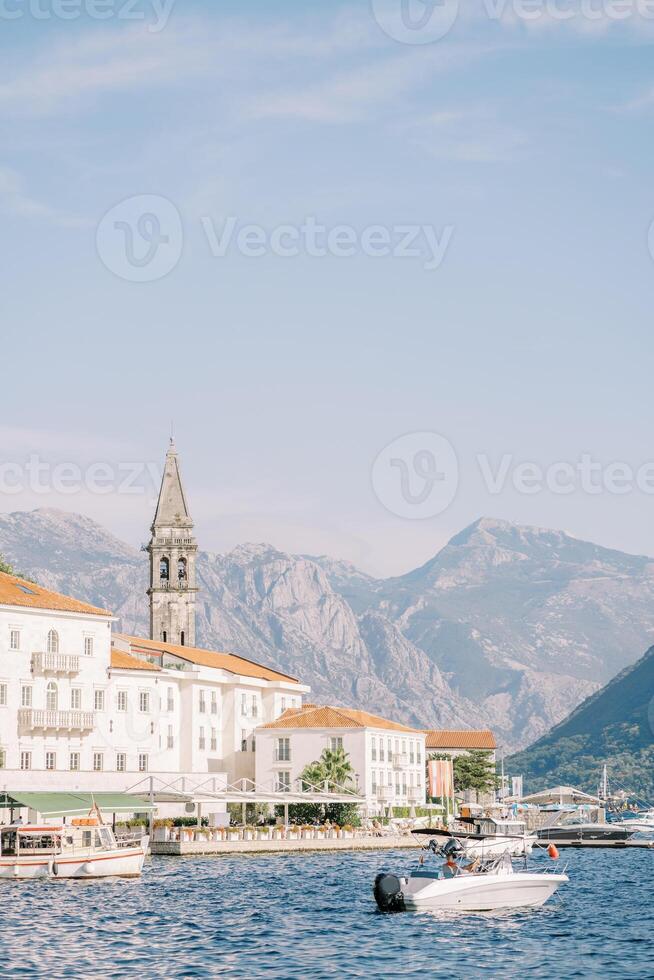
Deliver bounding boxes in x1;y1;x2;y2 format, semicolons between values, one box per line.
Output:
536;817;635;847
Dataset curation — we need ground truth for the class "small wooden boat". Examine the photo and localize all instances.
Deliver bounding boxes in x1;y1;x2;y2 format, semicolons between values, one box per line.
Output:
0;807;149;879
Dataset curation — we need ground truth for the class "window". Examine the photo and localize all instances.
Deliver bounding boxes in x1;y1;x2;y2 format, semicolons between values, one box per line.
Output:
395;774;400;796
211;691;218;715
240;693;247;716
167;687;174;712
417;743;422;765
199;726;206;750
94;690;105;711
330;737;343;752
84;637;94;657
10;630;20;651
210;728;217;752
138;753;148;773
199;691;206;713
70;688;81;710
180;631;185;647
93;753;103;772
117;691;128;712
162;631;167;643
70;752;80;771
276;737;291;762
251;695;258;718
139;692;150;714
379;739;385;762
372;771;377;794
0;748;5;769
277;771;291;792
371;736;377;762
47;630;59;654
46;682;58;711
167;725;174;750
46;751;56;771
241;729;248;752
177;557;187;582
159;557;170;582
409;741;415;765
280;696;287;713
20;751;31;770
21;685;32;708
0;684;7;707
116;753;126;773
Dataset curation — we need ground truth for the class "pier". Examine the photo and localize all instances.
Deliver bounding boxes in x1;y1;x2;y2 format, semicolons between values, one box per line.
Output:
150;834;422;856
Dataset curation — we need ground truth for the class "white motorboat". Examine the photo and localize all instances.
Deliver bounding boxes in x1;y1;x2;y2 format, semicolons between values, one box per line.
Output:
413;817;536;859
374;840;567;913
618;810;654;836
0;808;149;879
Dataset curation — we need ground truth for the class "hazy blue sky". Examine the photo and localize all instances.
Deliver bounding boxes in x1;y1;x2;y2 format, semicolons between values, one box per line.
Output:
2;0;654;575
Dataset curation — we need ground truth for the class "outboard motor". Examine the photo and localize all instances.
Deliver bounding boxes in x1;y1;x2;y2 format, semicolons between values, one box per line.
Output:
373;873;406;912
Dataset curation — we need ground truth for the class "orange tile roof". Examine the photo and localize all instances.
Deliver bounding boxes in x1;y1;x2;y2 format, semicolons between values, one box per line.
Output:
0;571;111;618
111;649;160;672
114;634;299;684
262;704;422;733
424;730;497;750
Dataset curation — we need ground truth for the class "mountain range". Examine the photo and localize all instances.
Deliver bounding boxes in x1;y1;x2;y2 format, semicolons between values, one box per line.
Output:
507;645;654;799
1;508;654;752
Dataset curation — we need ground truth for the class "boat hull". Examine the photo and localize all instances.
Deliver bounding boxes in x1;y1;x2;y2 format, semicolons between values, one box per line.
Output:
402;871;567;912
0;844;148;880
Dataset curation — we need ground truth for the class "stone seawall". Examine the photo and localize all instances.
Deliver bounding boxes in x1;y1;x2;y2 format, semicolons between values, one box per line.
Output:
151;835;422;857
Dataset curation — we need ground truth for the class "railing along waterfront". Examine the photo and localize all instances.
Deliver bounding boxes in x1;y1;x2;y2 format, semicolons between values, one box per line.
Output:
31;652;80;674
18;709;95;731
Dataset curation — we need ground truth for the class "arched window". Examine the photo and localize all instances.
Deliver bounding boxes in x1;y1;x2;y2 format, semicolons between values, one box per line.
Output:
177;557;187;582
159;557;170;582
180;631;185;647
162;631;167;643
46;682;58;711
47;630;59;654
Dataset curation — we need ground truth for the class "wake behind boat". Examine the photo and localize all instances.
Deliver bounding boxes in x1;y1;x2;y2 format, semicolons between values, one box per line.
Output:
373;839;567;913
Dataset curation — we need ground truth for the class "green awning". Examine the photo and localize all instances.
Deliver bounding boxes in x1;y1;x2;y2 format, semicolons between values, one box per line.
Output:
0;791;155;817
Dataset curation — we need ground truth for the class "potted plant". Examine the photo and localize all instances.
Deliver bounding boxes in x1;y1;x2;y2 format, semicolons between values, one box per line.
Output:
287;825;300;840
301;825;314;839
152;819;173;843
342;824;354;839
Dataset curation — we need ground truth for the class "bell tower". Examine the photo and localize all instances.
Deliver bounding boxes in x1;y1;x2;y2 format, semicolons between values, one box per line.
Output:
147;439;198;647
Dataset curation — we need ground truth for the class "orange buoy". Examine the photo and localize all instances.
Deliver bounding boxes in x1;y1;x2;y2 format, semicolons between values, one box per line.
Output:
547;843;560;859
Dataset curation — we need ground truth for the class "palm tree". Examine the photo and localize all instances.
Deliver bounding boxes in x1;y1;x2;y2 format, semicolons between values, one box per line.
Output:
301;747;355;792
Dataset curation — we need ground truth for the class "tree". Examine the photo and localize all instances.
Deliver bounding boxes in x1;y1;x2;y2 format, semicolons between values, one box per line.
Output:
0;554;15;575
301;746;355;792
427;750;498;795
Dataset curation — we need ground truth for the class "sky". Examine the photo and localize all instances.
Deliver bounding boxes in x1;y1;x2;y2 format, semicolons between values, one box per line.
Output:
1;0;654;577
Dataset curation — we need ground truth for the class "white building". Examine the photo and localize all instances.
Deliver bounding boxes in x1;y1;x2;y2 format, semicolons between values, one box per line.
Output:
0;571;307;797
256;704;427;814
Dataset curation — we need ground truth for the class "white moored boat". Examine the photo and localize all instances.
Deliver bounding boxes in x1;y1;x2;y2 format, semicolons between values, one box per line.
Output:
0;808;149;880
374;841;567;913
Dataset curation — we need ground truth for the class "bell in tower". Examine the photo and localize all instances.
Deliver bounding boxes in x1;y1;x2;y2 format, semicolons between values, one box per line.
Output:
147;438;198;647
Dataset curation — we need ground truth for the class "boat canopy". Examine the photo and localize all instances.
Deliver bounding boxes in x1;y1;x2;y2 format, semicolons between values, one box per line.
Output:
509;786;600;806
0;791;155;818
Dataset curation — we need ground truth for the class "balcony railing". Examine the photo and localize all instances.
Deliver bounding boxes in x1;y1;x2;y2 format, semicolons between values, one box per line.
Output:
393;753;409;769
31;652;80;675
377;786;393;801
18;709;95;732
407;788;424;803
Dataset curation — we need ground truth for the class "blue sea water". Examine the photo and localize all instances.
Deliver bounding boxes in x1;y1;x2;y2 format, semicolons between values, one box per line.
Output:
0;848;652;978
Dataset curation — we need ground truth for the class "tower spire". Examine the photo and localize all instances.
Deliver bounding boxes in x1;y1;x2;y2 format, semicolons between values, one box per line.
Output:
147;439;198;647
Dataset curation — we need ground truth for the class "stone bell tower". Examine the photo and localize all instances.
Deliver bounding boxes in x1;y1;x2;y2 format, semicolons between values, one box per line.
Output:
147;439;198;647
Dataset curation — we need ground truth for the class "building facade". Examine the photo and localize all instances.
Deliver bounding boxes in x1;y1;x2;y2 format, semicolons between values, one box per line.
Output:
256;704;427;814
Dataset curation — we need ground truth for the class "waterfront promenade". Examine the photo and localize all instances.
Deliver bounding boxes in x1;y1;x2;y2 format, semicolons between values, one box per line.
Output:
151;833;423;857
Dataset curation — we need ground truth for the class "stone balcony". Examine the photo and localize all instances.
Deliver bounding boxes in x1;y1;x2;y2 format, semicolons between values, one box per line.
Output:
18;709;95;732
407;788;425;804
376;785;393;801
31;652;80;675
392;753;410;769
